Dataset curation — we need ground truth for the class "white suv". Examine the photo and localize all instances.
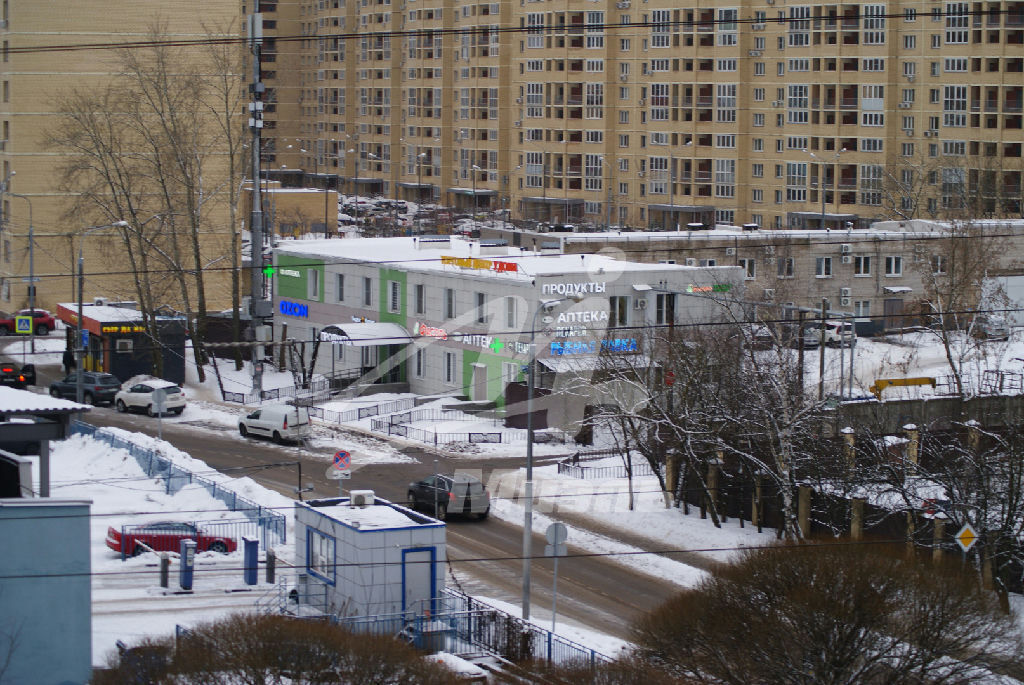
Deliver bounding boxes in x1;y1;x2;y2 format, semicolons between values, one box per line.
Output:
804;321;856;347
114;380;186;416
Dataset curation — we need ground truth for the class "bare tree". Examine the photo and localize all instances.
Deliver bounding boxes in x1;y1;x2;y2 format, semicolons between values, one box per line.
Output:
912;220;1011;397
631;545;1020;685
49;22;243;380
96;613;457;684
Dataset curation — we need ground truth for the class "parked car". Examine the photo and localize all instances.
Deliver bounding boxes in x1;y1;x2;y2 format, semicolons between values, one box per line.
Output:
741;324;775;350
407;473;490;521
804;320;857;347
105;521;236;556
0;308;55;336
239;403;311;443
0;362;35;388
114;380;186;416
49;372;121;405
973;315;1011;341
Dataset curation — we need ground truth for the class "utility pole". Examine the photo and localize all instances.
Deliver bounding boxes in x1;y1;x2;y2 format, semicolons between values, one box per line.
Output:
818;298;827;401
248;12;271;393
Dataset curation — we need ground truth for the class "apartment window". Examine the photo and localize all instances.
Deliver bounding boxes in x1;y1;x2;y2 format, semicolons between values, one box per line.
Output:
753;88;765;101
752;163;764;177
931;254;948;274
655;293;675;325
362;277;372;306
609;296;628;327
815;257;833;278
885;256;903;277
502;362;520;385
905;8;917;20
738;258;756;279
505;296;516;328
862;112;885;127
414;348;426;378
944;57;967;72
862;58;885;71
853;256;872;276
388;280;401;313
752;188;764;202
945;2;969;43
943;85;967;127
475;292;486;323
308;270;320;300
753;113;765;127
902;143;915;156
415;283;426;315
777;257;795;278
903;35;916;49
444;288;456;318
443;351;457;384
854;300;871;317
336;274;345;302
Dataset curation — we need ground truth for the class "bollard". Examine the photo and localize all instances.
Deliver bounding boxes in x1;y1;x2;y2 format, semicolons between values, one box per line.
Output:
266;547;276;584
159;553;170;588
243;537;258;586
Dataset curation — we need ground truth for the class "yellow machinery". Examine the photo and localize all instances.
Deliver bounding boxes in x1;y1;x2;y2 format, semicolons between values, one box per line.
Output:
869;377;937;400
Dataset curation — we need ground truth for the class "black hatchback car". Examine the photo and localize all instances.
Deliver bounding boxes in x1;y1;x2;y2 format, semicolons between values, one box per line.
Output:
49;372;121;405
407;473;490;520
0;362;35;389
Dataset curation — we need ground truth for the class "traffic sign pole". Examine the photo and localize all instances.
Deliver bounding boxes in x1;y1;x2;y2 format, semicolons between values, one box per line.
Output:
327;450;353;496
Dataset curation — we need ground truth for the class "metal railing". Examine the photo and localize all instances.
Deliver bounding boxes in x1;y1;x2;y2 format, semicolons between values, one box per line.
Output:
73;421;286;548
558;451;661;479
334;588;613;667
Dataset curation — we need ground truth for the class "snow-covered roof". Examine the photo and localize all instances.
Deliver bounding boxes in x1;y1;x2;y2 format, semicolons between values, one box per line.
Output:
276;236;729;283
304;497;437;530
0;387;91;413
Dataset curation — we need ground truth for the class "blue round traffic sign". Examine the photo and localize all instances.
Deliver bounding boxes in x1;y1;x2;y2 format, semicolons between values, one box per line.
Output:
333;450;351;470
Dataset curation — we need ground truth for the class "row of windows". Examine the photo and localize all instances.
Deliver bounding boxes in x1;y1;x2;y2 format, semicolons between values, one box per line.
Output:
738;253;948;280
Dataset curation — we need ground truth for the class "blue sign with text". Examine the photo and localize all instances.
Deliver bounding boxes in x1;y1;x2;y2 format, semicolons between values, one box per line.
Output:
279;300;309;318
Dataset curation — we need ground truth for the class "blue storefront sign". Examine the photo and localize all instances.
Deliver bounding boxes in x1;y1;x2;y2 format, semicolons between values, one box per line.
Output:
549;338;637;355
279;300;309;318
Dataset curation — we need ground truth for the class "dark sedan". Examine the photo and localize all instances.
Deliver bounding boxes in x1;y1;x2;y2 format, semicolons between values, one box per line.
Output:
407;473;490;520
49;372;121;405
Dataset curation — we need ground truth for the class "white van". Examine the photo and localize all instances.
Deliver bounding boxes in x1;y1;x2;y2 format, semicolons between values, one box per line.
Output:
239;404;311;444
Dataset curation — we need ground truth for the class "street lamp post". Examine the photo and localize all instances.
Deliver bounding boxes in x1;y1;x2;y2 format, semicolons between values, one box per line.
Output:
416;152;427;234
808;148;846;230
471;164;481;218
9;192;34;353
522;293;583;621
77;221;129;403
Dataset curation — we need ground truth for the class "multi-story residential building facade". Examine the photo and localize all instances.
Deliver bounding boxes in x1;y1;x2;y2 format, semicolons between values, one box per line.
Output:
0;2;241;312
264;0;1024;232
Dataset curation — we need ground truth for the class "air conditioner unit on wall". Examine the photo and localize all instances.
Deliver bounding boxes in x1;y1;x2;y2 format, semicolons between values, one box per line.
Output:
840;287;851;297
841;254;852;264
840;297;851;307
634;298;647;309
725;247;736;255
840;243;852;253
763;288;776;300
685;258;697;266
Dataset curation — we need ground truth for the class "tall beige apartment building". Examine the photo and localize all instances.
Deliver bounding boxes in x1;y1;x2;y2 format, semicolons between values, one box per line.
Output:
266;0;1024;233
0;1;242;313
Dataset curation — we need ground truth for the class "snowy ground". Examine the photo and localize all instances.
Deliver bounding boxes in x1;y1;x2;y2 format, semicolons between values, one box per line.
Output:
10;323;1024;668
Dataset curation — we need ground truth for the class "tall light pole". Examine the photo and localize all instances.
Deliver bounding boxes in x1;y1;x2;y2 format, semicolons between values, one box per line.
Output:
416;152;427;234
77;221;129;403
471;164;481;218
9;192;34;353
807;147;846;230
522;293;583;620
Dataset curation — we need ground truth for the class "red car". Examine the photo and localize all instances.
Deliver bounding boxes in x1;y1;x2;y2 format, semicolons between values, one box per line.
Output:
0;308;56;336
106;521;236;556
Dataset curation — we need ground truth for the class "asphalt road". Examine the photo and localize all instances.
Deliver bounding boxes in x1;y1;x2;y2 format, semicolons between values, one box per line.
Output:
31;361;681;641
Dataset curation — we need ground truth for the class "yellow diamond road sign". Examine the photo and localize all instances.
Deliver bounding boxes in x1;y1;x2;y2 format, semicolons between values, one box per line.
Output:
955;523;978;553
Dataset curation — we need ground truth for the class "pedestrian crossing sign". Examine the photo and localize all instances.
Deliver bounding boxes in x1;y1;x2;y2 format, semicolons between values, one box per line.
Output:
14;316;31;335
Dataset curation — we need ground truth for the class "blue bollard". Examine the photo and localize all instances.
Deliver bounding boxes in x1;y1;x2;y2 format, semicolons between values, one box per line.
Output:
179;540;196;590
243;537;258;585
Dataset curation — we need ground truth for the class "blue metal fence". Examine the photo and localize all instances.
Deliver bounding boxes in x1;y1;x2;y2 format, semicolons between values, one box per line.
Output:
73;421;286;548
334;588;613;667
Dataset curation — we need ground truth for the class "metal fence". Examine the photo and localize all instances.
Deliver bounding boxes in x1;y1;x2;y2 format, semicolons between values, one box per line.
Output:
73;421;286;548
308;397;417;424
369;416;504;445
115;518;263;561
557;449;661;479
334;588;612;667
